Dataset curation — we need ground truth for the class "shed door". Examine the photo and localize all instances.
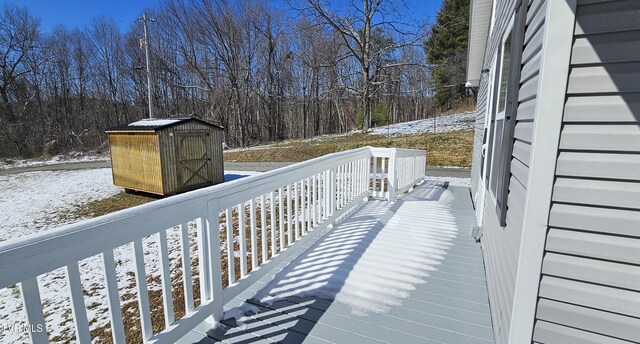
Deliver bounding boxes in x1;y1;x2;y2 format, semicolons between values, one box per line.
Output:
177;133;212;190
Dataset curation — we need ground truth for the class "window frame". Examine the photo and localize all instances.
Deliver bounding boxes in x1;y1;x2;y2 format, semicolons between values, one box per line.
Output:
493;2;528;227
488;16;515;203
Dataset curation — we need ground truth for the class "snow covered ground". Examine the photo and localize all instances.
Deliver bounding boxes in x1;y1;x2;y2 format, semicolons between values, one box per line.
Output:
370;111;475;137
0;168;261;343
0;152;109;171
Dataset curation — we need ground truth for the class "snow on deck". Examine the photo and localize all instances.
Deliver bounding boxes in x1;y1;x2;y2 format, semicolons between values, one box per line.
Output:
184;181;494;344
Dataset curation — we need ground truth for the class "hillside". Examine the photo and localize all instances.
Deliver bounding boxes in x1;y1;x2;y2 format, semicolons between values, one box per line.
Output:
225;112;475;167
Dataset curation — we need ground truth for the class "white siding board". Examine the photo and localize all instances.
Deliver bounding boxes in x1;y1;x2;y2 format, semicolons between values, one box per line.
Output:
572;30;640;64
518;75;538;102
526;0;545;26
542;253;640;292
536;298;640;342
559;124;640;152
546;228;640;265
539;276;640;318
513;121;533;143
575;0;640;35
556;152;640;180
523;3;545;45
510;158;528;187
516;99;536;121
534;320;634;344
553;177;640;210
549;203;640;238
564;95;640;123
520;51;541;83
522;26;544;65
567;64;640;94
512;140;531;166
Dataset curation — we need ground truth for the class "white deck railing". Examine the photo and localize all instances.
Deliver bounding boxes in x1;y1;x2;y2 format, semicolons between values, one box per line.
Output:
0;147;426;343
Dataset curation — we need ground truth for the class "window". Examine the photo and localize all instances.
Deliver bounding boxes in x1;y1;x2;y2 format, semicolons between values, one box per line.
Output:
489;30;512;197
486;3;527;227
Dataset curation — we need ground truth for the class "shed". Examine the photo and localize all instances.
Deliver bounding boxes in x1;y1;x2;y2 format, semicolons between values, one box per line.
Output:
105;117;224;196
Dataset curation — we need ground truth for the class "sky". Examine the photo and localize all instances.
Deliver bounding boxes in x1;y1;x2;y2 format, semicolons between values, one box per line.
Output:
3;0;443;33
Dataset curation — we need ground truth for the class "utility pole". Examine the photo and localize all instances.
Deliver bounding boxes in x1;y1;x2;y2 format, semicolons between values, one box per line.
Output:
138;11;155;119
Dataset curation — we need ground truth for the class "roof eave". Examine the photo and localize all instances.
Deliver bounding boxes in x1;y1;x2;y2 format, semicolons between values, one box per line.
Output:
466;0;493;88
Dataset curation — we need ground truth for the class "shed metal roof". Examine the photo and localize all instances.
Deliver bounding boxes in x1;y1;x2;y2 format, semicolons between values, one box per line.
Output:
105;117;224;132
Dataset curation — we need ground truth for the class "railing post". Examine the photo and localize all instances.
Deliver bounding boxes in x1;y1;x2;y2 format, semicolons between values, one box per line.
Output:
387;149;397;201
206;200;224;322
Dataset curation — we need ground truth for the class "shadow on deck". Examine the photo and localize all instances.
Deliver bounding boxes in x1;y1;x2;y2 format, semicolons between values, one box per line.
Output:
181;181;494;344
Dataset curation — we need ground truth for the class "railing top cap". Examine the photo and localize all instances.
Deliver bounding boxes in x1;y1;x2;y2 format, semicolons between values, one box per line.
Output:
0;146;426;253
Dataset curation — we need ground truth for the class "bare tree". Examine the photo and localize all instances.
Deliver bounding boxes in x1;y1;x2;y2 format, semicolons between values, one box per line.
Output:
0;4;43;156
296;0;429;130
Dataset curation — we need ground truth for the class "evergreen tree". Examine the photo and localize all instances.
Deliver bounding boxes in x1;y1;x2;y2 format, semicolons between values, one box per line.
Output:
423;0;470;109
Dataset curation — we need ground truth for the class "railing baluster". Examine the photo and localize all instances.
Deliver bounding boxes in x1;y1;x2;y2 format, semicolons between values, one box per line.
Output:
102;250;126;343
356;160;360;197
382;158;387;199
301;179;306;235
294;182;299;241
277;188;283;254
372;157;378;196
331;167;337;213
133;239;153;341
205;201;224;322
237;203;247;277
158;229;175;326
20;277;48;343
261;194;268;262
286;185;292;246
196;218;211;301
350;162;355;200
66;262;91;343
179;222;194;313
342;164;346;206
322;171;327;220
311;174;320;228
249;199;257;269
306;177;311;232
225;209;235;285
269;191;276;256
317;173;322;223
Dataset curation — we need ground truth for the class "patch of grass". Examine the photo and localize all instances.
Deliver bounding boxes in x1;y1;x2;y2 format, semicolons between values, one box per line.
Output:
62;192;157;221
224;129;474;167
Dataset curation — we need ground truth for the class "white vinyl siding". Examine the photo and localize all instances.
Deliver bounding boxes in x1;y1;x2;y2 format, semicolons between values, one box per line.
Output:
470;0;546;342
533;0;640;342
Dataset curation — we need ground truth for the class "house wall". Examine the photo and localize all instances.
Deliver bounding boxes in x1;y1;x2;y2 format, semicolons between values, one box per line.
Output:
532;0;640;342
159;121;225;195
470;0;548;342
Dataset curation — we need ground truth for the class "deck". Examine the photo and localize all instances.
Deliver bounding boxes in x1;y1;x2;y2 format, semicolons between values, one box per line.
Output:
180;180;494;344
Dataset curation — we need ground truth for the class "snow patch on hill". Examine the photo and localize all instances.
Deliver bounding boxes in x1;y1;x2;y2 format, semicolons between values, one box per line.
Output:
370;112;475;137
0;152;109;171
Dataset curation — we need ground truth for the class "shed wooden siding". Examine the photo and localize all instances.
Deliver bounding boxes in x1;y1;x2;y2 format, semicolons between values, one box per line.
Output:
533;0;640;342
158;121;224;195
471;0;548;343
109;132;164;194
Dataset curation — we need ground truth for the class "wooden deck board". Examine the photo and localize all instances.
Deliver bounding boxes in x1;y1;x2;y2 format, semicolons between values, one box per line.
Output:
180;181;494;344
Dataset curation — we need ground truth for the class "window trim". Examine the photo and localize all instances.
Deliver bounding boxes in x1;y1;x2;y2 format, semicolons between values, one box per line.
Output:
488;16;515;204
494;1;528;227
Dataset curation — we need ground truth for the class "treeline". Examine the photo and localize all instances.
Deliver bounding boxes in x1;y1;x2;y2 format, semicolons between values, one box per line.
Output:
0;1;439;158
